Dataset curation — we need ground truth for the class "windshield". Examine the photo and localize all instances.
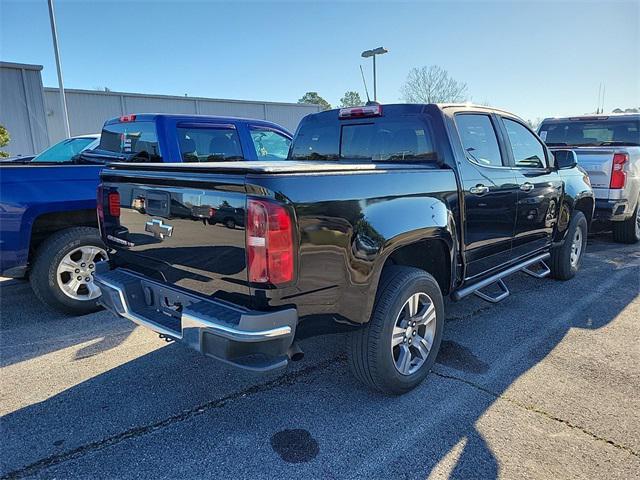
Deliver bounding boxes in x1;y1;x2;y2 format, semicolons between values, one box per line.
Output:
290;113;437;162
32;137;97;162
250;128;291;160
539;119;640;147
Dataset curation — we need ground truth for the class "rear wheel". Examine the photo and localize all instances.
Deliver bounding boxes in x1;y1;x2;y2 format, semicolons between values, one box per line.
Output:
225;218;236;229
30;227;107;314
550;211;587;280
612;202;640;244
348;266;444;395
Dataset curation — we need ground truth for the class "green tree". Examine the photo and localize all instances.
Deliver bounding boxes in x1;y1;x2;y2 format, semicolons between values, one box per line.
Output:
0;125;10;158
298;92;331;111
400;65;468;104
340;91;363;107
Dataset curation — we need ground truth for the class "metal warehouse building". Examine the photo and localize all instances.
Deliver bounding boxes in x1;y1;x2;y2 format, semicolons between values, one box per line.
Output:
1;61;320;156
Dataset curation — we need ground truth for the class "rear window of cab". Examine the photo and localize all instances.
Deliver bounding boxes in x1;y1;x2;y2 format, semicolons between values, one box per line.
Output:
99;121;162;161
290;113;437;162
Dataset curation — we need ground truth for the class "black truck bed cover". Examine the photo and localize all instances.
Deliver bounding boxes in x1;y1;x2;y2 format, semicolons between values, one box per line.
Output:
105;160;440;175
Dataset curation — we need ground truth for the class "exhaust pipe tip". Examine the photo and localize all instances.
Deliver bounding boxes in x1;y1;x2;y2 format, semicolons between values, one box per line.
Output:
287;342;304;362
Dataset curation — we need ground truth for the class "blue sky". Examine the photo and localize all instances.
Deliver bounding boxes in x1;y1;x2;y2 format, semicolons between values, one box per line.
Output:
1;0;638;121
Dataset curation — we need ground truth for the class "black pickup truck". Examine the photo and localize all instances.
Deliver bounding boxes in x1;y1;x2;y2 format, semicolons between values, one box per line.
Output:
95;104;594;394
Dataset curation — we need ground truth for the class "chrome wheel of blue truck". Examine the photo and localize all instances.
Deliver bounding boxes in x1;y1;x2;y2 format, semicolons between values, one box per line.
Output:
30;227;107;314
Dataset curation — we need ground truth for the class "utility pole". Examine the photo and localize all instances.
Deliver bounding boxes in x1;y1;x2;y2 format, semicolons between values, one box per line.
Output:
47;0;71;138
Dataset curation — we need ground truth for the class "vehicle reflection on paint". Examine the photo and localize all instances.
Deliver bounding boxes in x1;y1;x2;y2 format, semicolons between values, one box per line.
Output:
105;185;248;302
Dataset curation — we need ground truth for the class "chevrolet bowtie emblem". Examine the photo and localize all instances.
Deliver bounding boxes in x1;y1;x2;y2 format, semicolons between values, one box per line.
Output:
145;219;173;239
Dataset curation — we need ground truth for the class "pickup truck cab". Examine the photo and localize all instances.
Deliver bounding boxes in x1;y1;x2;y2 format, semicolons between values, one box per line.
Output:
95;104;593;394
0;114;291;314
538;113;639;243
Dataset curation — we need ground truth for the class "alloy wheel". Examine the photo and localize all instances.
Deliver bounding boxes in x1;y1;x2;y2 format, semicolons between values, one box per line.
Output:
56;246;108;300
570;228;583;268
391;292;437;376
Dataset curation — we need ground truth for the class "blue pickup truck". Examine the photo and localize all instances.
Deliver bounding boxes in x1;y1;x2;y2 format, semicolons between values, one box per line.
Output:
0;114;292;313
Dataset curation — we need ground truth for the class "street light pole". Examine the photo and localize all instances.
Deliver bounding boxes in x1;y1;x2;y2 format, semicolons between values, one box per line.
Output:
373;54;376;101
361;47;388;102
47;0;71;138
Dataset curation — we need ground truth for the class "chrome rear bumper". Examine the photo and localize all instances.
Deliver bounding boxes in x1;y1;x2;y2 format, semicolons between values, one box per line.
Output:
95;267;297;372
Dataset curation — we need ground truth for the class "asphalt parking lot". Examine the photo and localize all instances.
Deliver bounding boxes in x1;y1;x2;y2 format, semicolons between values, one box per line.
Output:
1;233;638;479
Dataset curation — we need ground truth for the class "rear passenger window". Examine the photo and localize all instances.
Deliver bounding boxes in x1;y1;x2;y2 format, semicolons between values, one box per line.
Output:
502;118;546;168
177;126;243;162
455;114;503;167
250;128;291;160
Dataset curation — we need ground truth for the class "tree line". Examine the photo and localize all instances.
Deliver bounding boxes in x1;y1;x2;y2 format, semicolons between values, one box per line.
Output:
297;65;468;110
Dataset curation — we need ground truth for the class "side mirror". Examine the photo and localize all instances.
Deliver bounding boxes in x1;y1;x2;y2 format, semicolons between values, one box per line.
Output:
553;149;578;169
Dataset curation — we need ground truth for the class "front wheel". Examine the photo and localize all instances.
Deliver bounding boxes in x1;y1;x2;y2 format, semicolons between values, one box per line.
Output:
550;211;587;280
30;227;108;314
348;266;444;395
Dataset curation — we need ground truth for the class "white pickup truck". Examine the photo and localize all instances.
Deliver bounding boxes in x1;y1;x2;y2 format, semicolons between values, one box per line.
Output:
539;114;639;243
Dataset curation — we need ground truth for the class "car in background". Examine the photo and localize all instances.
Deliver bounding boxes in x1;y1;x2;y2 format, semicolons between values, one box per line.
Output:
0;115;291;314
538;114;639;243
0;134;99;163
32;134;100;162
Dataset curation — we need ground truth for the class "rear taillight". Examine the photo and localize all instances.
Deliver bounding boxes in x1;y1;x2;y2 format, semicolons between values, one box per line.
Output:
246;199;294;285
610;153;628;189
108;191;121;217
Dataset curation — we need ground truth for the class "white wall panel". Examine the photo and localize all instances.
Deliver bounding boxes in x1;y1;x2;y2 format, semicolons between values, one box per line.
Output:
3;63;320;155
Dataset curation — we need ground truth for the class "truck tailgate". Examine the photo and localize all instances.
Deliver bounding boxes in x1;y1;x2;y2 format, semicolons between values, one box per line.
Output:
99;168;250;304
573;148;615;191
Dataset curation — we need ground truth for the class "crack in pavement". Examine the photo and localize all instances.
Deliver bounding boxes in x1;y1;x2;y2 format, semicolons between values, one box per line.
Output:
431;370;639;459
1;354;347;480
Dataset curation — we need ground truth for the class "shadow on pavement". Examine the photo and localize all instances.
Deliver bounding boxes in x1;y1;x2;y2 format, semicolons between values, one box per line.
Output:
1;234;638;478
0;281;134;368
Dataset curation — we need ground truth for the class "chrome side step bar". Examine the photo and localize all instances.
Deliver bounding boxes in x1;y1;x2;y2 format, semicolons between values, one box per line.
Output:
522;260;551;279
452;253;551;303
474;278;510;303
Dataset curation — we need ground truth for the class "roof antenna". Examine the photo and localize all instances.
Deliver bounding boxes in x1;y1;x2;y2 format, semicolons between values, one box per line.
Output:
360;65;376;106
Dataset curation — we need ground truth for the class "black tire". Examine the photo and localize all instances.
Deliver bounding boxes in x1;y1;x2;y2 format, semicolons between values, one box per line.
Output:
348;266;444;395
550;211;587;280
612;202;640;244
225;218;236;229
30;227;107;315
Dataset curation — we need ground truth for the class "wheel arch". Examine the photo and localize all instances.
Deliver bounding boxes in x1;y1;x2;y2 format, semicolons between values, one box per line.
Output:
382;238;453;295
574;196;595;228
355;228;455;327
30;209;99;257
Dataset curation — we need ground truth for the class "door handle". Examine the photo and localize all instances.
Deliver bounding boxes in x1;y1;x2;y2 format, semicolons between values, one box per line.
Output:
520;182;534;192
469;185;490;195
